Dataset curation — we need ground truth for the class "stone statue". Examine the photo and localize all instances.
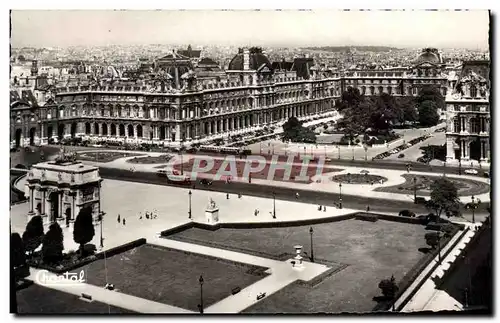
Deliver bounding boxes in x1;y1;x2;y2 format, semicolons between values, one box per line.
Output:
207;198;217;210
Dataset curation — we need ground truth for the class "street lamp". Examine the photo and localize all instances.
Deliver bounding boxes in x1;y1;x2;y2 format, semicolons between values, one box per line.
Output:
470;195;480;223
272;192;276;219
352;147;355;161
413;177;417;203
364;145;368;161
198;275;204;314
188;190;192;219
337;146;341;160
309;227;315;263
339;183;343;209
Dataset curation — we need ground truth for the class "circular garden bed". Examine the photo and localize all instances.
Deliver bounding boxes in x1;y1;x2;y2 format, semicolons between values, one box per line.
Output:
126;154;174;164
330;173;388;184
375;174;490;196
77;151;143;163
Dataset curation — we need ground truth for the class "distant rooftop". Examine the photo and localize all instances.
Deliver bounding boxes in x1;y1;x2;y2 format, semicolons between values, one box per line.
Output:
32;161;98;173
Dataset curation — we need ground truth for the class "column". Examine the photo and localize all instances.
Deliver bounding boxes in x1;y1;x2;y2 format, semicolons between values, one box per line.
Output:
58;192;63;219
41;190;46;215
208;121;212;135
466;141;471;159
71;194;76;221
29;188;34;213
480;140;485;160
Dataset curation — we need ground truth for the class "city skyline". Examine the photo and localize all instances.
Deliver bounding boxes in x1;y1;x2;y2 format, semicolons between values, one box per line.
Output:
11;10;490;49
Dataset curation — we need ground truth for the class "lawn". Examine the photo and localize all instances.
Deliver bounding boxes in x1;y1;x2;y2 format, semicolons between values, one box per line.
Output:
167;219;429;313
77;151;144;163
127;154;174;164
16;284;134;314
82;244;268;311
375;174;490;196
173;158;342;183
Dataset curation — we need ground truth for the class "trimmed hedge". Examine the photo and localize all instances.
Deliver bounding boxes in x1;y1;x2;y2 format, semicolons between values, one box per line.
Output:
28;238;146;274
355;213;379;222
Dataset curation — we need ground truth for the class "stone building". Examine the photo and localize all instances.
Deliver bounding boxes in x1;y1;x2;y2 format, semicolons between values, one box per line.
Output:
445;60;490;166
26;47;338;147
25;150;103;227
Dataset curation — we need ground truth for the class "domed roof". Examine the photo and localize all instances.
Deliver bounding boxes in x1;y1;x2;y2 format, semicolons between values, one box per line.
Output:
416;49;441;64
228;47;273;71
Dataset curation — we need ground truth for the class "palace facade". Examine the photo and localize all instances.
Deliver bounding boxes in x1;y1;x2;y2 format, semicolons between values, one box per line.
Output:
10;47;478;149
445;61;490;165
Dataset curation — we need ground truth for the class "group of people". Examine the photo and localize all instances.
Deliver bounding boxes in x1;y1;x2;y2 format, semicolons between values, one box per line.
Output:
139;210;158;220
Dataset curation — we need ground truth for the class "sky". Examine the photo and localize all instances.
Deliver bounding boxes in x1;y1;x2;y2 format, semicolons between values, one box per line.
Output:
10;10;490;49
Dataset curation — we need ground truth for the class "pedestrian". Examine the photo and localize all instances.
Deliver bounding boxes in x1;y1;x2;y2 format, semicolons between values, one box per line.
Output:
146;212;150;220
123;218;126;225
296;192;300;199
366;205;370;212
227;193;230;199
139;213;143;220
318;205;322;211
154;212;157;219
238;193;242;199
117;214;121;223
254;209;258;216
323;206;326;212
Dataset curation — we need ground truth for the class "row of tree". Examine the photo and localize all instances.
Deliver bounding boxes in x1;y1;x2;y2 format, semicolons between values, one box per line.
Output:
335;86;443;143
12;207;96;280
281;117;317;143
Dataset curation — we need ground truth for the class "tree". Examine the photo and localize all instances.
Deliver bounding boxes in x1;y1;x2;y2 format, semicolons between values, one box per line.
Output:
398;97;418;125
11;232;30;280
73;207;95;257
336;86;363;112
378;275;399;299
426;177;461;218
425;231;440;249
282;117;317;143
418;100;440;127
42;222;64;264
22;215;44;256
416;86;445;112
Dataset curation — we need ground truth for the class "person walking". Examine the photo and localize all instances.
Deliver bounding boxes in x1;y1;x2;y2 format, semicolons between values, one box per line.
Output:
295;192;300;199
227;193;230;199
146;212;150;220
323;206;326;212
117;214;121;223
139;213;143;220
123;218;126;226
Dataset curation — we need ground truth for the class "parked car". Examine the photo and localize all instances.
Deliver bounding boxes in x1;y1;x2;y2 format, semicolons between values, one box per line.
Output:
398;154;405;158
464;169;478;175
200;179;213;186
399;210;416;217
414;197;427;205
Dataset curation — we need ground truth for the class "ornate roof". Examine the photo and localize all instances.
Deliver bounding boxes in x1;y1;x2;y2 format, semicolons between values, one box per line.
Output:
228;47;273;71
415;48;441;64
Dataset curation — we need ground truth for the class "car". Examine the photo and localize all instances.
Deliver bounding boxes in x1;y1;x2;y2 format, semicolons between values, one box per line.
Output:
325;157;332;162
398;154;405;158
414;197;427;205
200;179;213;186
464;169;478;175
399;210;416;217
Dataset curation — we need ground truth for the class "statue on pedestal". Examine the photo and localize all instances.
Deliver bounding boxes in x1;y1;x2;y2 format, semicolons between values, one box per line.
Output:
207;198;217;210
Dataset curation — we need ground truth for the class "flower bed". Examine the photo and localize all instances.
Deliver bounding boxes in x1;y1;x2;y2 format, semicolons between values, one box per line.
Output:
330;173;388;184
126;154;174;164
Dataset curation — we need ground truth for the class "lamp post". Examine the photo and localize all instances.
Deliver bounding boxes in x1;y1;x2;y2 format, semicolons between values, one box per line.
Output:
188;190;192;219
272;192;276;219
413;176;417;203
352;147;355;161
309;227;315;263
471;195;479;224
364;145;368;161
198;275;204;314
339;183;343;209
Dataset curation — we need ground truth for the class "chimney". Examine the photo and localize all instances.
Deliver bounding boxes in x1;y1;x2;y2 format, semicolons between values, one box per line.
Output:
243;48;250;71
31;60;38;76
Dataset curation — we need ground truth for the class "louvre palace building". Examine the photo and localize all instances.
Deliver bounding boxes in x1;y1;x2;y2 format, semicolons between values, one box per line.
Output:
10;47;489;164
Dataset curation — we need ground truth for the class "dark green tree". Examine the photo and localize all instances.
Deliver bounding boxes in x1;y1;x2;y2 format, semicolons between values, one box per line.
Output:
22;215;44;256
416;86;445;112
42;222;64;264
398;97;418;124
425;177;461;218
73;207;95;257
425;231;440;249
11;232;30;280
336;86;363;112
418;100;440;127
378;275;399;299
282;117;317;143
